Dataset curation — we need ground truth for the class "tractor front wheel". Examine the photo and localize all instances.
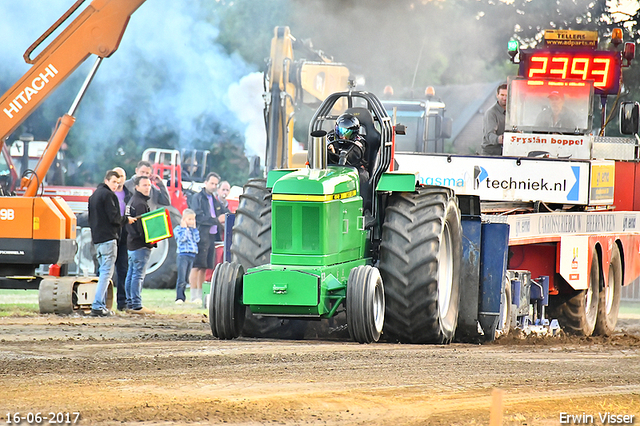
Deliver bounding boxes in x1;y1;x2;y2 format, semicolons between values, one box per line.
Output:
347;265;385;344
210;262;245;339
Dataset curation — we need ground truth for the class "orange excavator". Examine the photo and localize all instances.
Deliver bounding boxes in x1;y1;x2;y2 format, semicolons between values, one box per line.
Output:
0;0;147;313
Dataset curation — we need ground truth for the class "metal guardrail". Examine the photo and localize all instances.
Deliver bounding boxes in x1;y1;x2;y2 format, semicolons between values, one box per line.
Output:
622;277;640;302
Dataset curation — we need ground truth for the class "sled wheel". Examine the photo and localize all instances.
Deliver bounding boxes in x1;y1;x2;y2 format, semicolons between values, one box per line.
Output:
549;249;600;336
595;244;622;336
495;276;512;339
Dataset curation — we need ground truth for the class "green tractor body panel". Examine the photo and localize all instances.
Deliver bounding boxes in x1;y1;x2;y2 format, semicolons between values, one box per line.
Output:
242;258;367;316
269;166;366;266
270;166;358;194
266;169;297;188
376;171;418;192
242;167;369;317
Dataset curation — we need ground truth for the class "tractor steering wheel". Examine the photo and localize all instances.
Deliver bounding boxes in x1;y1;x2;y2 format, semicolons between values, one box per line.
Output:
328;139;365;166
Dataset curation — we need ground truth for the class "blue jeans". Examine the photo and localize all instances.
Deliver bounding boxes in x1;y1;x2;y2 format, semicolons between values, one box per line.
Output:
176;253;195;301
125;248;151;310
92;240;118;310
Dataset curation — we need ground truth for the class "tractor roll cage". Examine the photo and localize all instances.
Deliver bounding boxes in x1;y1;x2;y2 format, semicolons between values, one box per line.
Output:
308;91;393;220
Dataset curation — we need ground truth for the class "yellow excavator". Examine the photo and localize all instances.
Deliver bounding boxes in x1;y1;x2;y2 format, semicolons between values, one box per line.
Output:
0;0;147;313
263;26;351;170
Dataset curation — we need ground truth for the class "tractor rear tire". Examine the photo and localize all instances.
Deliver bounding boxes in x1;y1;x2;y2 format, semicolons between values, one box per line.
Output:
595;244;622;336
231;178;307;339
346;265;385;343
210;262;245;339
379;186;462;344
549;249;600;336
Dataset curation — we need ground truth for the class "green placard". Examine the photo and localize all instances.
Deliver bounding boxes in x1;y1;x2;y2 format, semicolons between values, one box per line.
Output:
141;208;173;243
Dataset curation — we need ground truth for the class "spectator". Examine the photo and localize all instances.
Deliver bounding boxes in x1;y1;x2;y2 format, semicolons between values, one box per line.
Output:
88;170;133;317
481;83;507;156
214;180;231;243
188;172;225;304
382;85;394;99
174;209;200;304
181;157;199;182
124;175;156;315
535;91;578;130
124;160;171;209
216;180;231;210
112;167;129;311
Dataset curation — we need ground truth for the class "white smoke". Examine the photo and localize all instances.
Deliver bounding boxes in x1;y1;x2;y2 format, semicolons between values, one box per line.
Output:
0;2;72;83
0;1;259;162
227;72;266;164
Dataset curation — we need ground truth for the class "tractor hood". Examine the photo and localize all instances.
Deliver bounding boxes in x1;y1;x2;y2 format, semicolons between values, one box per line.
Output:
271;166;359;197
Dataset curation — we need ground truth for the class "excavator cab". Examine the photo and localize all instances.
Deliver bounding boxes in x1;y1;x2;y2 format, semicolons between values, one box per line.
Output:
0;145;18;194
181;149;210;183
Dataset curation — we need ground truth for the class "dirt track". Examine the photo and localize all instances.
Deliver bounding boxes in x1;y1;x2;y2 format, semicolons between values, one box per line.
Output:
2;313;640;425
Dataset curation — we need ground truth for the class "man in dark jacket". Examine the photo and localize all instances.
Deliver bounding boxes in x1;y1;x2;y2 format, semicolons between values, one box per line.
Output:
124;160;171;210
124;175;156;315
188;172;226;303
112;167;130;311
213;180;231;241
88;170;129;317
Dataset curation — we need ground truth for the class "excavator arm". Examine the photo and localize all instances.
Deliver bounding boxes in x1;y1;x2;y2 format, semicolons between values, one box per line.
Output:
0;0;147;193
0;0;147;309
264;26;350;171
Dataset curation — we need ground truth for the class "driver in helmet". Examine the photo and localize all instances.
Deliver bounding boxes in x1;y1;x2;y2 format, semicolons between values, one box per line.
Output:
327;113;368;171
327;112;371;210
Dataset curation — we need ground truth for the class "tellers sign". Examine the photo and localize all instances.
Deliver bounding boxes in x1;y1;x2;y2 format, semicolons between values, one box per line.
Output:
519;49;621;95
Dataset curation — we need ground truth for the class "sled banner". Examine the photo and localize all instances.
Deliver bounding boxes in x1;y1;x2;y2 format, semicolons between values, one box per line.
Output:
395;153;591;205
141;208;173;243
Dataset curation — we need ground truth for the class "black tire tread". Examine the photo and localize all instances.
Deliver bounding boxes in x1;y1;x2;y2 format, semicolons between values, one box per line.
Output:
347;265;383;344
210;262;245;339
595;244;622;336
548;250;600;336
379;186;462;344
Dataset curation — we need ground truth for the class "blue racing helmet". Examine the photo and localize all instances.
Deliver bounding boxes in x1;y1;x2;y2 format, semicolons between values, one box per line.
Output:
335;113;360;141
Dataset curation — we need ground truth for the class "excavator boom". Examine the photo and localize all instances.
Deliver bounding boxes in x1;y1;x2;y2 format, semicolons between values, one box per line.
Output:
0;0;146;153
265;26;350;171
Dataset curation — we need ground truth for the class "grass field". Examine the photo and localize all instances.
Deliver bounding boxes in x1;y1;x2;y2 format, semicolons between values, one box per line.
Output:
620;301;640;316
3;287;640;318
0;288;209;317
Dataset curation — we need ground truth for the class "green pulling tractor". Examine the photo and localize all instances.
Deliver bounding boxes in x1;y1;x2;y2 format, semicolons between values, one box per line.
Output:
210;90;463;344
